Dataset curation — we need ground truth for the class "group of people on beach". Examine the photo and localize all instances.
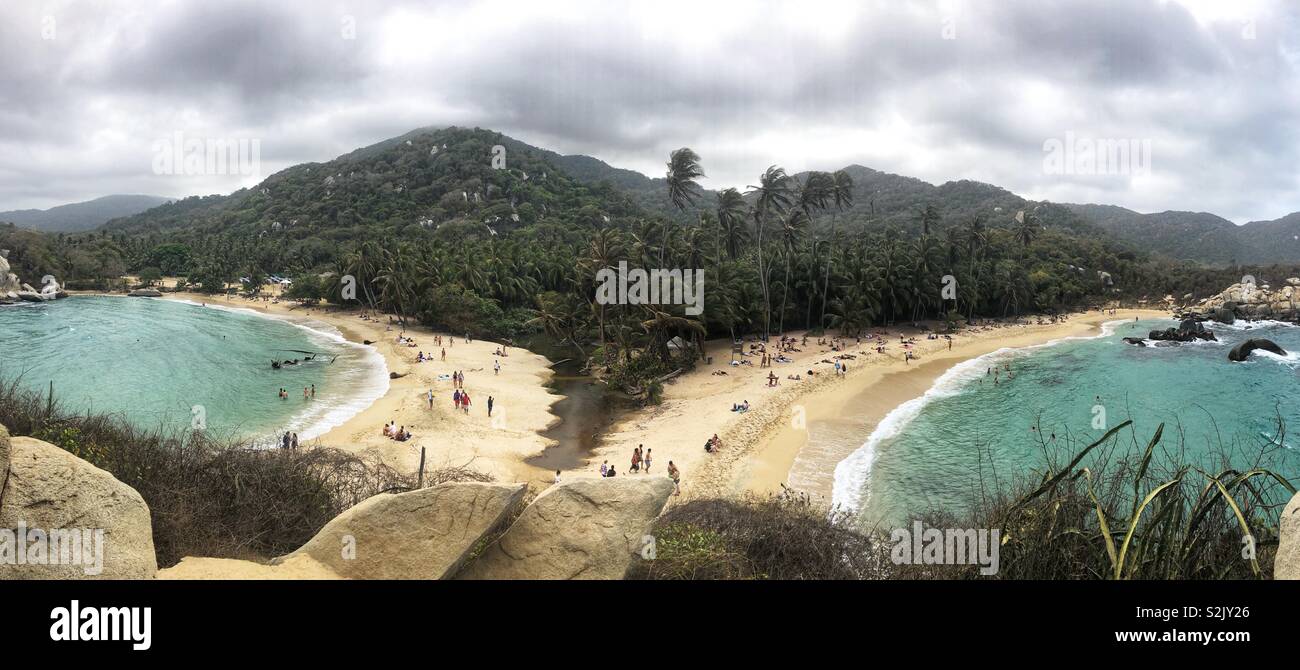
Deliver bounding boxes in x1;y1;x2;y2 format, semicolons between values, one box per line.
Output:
280;431;298;449
382;421;412;441
598;447;680;494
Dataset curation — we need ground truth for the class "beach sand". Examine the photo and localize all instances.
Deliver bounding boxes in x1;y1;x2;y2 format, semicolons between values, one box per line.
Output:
582;309;1169;503
162;291;563;487
155;290;1167;503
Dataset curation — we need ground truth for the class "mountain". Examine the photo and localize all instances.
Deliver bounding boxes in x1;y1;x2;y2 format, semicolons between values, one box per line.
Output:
0;195;172;233
1063;204;1300;267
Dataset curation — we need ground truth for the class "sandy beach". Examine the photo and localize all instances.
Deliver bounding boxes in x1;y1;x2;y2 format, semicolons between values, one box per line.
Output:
151;288;1166;503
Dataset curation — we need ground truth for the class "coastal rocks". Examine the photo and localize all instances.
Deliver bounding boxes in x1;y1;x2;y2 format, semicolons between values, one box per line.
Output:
0;433;157;579
1196;280;1300;323
1122;337;1147;347
460;477;674;580
0;250;21;297
1276;491;1300;580
1147;318;1217;343
273;482;526;580
128;288;163;297
1227;338;1287;362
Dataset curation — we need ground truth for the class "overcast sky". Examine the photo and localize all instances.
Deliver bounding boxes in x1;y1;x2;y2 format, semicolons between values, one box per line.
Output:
1;0;1296;223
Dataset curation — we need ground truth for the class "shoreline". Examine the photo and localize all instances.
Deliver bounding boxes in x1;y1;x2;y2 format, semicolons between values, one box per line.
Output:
58;290;1168;504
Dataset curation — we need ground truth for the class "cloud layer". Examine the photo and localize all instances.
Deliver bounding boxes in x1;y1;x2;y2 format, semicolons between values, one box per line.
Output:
1;0;1296;222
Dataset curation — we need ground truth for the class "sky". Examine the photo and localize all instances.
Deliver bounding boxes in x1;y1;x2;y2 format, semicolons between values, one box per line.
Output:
0;0;1297;223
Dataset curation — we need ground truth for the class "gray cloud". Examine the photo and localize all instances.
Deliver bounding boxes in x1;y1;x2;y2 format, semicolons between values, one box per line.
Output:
0;0;1296;223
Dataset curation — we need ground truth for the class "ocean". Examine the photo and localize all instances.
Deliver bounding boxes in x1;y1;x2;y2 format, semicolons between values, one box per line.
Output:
0;296;388;445
830;318;1300;528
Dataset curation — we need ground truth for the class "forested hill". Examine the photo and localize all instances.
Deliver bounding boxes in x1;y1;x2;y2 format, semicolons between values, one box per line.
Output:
1062;204;1300;267
0;194;172;233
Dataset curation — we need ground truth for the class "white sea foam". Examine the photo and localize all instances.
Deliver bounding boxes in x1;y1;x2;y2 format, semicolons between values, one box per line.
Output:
171;299;390;443
830;319;1135;515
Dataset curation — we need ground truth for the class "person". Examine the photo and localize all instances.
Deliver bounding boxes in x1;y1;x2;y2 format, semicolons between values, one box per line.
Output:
428;389;434;410
291;432;299;450
600;460;608;477
630;446;641;473
282;432;291;450
461;391;471;413
554;469;562;484
667;461;680;495
303;386;309;400
310;384;316;399
643;448;652;473
441;348;446;362
487;395;494;417
494;359;500;375
453;388;462;410
606;465;617;477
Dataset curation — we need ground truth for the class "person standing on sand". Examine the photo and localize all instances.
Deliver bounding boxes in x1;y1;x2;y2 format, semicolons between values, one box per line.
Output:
441;348;446;361
453;388;461;410
644;448;652;473
667;461;680;495
600;460;608;477
494;359;500;375
630;446;641;473
554;470;562;484
428;389;434;410
487;395;494;417
291;433;298;450
462;391;471;413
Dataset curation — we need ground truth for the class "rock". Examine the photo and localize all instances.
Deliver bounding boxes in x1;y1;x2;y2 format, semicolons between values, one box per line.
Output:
128;288;162;297
159;554;341;580
1277;491;1300;580
1122;337;1147;347
273;482;526;580
389;371;406;379
1212;307;1235;325
1227;338;1287;362
460;477;674;580
0;435;156;579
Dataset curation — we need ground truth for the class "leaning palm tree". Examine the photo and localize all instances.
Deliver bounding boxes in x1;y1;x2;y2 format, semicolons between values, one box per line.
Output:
820;169;855;330
746;165;793;339
664;148;705;266
777;209;809;333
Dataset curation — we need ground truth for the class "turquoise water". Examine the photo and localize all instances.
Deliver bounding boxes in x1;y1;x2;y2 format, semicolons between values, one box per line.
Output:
834;318;1300;526
0;296;387;445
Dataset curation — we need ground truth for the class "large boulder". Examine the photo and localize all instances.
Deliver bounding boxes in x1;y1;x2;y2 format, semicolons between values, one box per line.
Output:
1276;492;1300;580
0;436;156;579
460;477;674;580
1227;338;1287;362
271;482;526;580
128;288;162;297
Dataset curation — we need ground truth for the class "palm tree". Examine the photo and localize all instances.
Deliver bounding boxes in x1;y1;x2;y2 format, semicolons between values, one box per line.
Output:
820;169;855;330
917;204;941;236
963;215;989;320
777;209;809;333
746;166;793;339
1014;210;1040;251
716;188;748;260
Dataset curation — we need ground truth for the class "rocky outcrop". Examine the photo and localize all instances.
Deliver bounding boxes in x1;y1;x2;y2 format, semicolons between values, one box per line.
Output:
460;477;674;580
1147;318;1217;343
1276;491;1300;580
1227;338;1287;362
128;288;163;297
1122;337;1147;347
0;433;157;579
1191;278;1300;323
272;482;526;580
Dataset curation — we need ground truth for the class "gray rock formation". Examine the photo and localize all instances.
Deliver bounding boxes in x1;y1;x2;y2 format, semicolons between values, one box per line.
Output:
128;288;163;297
1195;279;1300;323
1276;491;1300;580
1227;338;1287;362
460;477;675;580
0;432;157;579
272;482;526;580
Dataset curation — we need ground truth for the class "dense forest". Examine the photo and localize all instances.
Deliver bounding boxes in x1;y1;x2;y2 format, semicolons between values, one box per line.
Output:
3;127;1297;387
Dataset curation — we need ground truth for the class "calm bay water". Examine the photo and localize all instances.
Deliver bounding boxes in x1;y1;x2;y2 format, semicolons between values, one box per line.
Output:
0;296;387;444
833;318;1300;527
